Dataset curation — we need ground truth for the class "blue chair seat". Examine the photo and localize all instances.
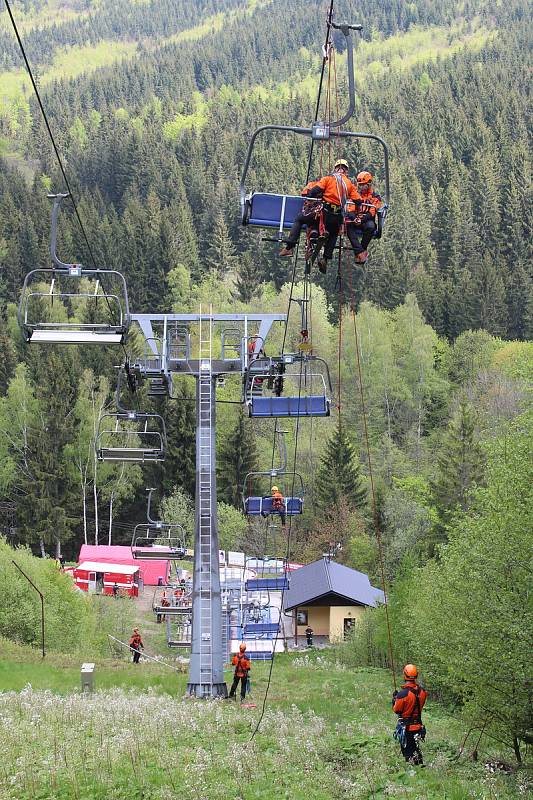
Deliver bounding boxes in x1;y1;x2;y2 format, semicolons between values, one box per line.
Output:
245;578;289;591
245;193;305;229
243;623;280;635
244;497;304;515
248;396;330;418
247;651;273;660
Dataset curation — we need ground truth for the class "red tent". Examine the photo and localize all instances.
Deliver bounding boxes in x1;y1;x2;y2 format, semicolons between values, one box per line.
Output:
77;545;170;586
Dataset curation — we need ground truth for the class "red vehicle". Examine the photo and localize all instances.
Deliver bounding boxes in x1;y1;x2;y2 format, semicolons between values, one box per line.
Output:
73;561;141;597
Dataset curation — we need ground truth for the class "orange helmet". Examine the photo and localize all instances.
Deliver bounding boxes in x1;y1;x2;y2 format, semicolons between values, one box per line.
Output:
403;663;418;679
239;643;247;652
356;170;373;184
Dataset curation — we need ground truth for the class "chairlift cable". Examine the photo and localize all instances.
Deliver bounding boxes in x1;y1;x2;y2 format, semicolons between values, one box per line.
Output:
346;265;397;692
4;0;128;360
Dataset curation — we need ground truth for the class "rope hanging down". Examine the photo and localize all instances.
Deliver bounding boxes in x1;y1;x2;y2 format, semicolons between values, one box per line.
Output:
346;268;397;692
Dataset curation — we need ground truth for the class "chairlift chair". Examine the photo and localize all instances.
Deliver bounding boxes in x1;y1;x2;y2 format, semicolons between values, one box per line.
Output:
18;194;130;344
131;523;187;560
239;23;390;241
245;356;332;418
244;557;290;591
96;411;167;462
242;471;305;516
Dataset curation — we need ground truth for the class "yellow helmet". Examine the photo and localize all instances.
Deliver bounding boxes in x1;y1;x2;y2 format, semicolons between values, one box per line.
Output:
334;158;349;171
271;486;279;492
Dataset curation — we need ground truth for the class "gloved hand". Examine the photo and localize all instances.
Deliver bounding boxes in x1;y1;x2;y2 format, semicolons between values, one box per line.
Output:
351;215;363;225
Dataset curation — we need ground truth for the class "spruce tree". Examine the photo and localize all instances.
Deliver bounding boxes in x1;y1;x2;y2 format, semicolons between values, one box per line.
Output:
431;399;485;538
315;424;367;512
217;408;258;510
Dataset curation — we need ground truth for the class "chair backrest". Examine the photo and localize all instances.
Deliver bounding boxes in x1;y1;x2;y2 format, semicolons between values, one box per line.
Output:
245;193;305;229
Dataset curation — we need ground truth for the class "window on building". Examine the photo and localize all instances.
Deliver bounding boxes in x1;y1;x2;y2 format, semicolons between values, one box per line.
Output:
296;609;308;626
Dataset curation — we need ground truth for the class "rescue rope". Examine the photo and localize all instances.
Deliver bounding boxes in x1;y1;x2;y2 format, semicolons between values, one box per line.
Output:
345;266;397;691
107;635;183;673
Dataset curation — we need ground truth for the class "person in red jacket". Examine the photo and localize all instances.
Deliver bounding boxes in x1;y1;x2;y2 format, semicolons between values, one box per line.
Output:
229;643;251;701
392;663;427;765
129;628;144;664
280;159;362;273
344;171;384;263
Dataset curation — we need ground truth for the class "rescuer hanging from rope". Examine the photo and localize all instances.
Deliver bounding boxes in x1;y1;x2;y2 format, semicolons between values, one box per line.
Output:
279;159;362;273
392;664;427;765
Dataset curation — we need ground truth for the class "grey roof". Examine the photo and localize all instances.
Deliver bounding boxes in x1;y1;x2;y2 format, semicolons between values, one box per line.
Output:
284;558;385;610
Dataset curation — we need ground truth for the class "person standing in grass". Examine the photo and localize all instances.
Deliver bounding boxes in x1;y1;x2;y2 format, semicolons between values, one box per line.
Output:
228;643;251;701
392;664;427;765
129;628;144;664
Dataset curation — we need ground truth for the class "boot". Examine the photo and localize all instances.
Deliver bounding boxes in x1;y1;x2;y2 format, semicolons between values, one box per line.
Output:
279;247;294;257
318;257;329;273
354;251;369;264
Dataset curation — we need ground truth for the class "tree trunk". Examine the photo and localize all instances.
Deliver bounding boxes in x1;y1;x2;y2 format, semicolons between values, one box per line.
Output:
93;481;99;546
82;484;88;545
55;539;61;559
512;736;522;764
39;538;46;558
108;491;114;546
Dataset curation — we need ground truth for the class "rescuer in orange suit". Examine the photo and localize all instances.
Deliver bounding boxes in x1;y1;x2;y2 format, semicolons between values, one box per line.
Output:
392;664;427;765
129;628;144;664
262;485;286;527
344;170;384;263
229;643;251;701
280;159;362;273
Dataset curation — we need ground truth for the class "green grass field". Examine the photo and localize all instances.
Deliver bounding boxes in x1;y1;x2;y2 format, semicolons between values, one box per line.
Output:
0;643;528;800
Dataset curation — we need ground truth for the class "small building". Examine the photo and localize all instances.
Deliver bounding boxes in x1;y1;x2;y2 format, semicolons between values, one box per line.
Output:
78;544;170;586
284;557;384;645
74;561;141;597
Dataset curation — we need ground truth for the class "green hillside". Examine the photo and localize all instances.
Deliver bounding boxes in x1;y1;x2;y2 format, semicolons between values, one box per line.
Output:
0;0;531;793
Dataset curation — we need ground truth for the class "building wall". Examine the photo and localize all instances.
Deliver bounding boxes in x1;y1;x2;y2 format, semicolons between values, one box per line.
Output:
329;605;365;642
295;606;330;636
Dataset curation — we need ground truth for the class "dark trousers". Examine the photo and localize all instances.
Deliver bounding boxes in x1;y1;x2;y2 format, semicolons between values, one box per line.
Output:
285;209;342;259
322;209;343;259
285;211;319;247
400;730;423;764
132;647;141;664
229;675;248;700
345;220;376;254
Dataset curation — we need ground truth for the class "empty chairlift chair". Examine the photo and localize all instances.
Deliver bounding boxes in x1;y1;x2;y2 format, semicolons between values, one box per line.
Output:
131;524;187;560
245;558;290;592
246;357;332;418
18;266;130;344
19;193;130;344
96;411;167;462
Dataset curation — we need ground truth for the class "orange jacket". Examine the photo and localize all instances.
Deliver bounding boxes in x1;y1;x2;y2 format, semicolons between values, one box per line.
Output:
129;633;143;649
232;653;251;677
393;681;427;731
301;179;321;196
345;187;383;219
271;489;285;511
307;172;361;208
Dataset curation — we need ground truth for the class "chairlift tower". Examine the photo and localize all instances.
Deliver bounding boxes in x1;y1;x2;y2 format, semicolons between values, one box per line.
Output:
131;309;286;697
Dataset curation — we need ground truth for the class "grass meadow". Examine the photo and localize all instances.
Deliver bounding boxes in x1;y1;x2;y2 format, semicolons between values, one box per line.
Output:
0;647;529;800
